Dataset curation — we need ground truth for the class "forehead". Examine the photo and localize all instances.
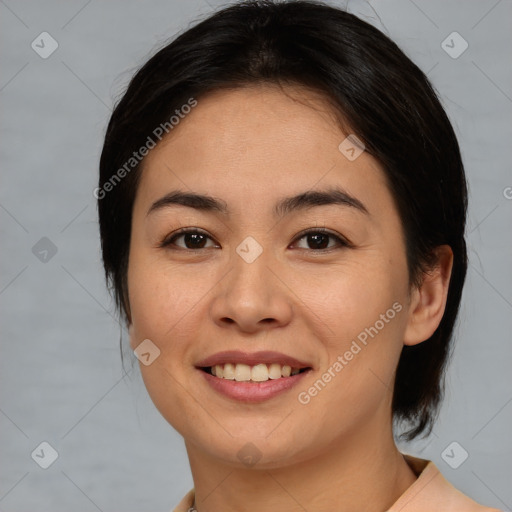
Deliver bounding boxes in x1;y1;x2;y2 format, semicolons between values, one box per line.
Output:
136;85;390;216
150;84;345;162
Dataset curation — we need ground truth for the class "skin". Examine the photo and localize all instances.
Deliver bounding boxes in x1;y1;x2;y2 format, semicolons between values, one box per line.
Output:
127;84;453;511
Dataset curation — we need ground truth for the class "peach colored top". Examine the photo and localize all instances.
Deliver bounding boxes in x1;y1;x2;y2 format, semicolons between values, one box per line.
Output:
172;455;502;512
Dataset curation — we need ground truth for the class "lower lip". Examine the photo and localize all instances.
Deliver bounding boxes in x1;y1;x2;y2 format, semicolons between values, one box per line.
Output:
198;368;311;403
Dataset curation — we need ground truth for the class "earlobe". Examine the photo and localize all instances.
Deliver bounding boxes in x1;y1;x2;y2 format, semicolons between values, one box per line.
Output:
403;245;454;346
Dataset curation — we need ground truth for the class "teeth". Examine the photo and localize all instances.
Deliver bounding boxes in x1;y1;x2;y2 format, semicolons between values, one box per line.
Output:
208;363;305;382
234;363;251;381
281;365;291;377
268;363;282;379
223;363;235;380
251;364;269;382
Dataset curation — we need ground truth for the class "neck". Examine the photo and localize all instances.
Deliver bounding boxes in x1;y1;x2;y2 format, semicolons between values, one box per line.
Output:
185;415;417;512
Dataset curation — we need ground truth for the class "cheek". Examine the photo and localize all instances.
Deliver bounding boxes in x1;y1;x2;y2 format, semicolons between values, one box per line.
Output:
290;258;407;410
295;254;407;343
126;256;209;435
128;254;207;345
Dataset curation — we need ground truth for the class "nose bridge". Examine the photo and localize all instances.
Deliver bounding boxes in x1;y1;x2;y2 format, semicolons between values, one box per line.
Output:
228;236;275;304
209;235;293;331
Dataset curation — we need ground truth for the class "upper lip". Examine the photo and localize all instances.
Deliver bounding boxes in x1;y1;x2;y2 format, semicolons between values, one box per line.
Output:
195;350;312;369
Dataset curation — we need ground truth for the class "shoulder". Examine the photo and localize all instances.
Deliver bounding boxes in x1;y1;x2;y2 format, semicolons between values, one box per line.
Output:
172;457;502;512
388;455;502;512
172;488;195;512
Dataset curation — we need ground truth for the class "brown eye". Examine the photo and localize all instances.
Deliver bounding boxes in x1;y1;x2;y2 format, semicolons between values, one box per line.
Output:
160;228;351;252
161;229;218;250
292;229;351;251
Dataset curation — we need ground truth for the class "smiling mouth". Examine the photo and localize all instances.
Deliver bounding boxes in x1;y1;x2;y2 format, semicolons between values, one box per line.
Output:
199;363;312;382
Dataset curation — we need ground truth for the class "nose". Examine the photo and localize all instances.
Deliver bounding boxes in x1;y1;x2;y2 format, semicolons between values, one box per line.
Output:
209;247;293;334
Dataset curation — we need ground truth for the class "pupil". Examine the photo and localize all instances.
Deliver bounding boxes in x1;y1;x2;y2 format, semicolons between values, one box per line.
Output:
309;233;328;249
186;233;206;249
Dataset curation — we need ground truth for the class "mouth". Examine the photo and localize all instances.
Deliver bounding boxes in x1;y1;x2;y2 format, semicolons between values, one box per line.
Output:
199;363;311;381
195;351;313;403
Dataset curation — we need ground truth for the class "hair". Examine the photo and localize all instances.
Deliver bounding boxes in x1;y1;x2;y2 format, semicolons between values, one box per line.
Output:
98;0;468;440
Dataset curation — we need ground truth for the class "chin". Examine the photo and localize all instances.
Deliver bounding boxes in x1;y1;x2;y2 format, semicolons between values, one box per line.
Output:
190;426;319;470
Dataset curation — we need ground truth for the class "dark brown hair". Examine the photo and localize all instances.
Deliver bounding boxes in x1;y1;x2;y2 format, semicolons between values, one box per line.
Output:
98;0;468;440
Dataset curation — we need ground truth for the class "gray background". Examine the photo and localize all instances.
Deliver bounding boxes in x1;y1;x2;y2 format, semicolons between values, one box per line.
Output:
1;0;511;510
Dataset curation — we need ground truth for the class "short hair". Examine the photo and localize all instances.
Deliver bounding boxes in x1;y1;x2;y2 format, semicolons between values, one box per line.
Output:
98;0;468;440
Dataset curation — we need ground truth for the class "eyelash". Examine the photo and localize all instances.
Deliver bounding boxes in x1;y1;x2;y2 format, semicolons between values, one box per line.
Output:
159;227;353;252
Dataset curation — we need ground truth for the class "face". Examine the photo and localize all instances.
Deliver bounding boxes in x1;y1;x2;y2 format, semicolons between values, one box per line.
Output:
127;85;415;468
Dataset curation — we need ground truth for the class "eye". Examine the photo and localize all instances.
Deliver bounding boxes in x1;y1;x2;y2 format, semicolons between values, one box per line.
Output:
291;228;351;251
160;228;219;250
159;227;351;252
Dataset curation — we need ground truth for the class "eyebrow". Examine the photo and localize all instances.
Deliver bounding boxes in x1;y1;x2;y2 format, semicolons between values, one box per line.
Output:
146;186;369;218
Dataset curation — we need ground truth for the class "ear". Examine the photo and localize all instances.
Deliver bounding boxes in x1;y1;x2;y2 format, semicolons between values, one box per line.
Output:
403;245;454;346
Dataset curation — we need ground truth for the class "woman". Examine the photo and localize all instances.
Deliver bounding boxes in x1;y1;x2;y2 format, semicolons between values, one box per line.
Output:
97;1;501;510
